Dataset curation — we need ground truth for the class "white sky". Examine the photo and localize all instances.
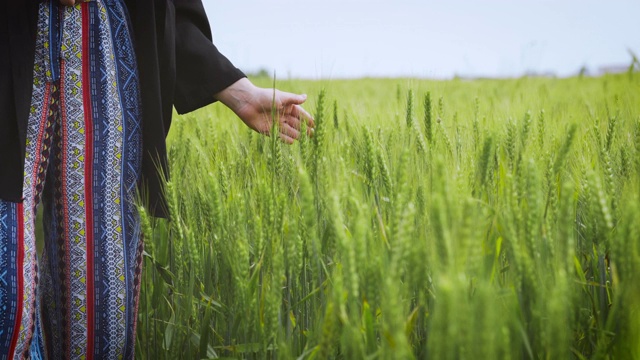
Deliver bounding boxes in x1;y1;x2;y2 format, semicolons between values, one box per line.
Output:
203;0;640;79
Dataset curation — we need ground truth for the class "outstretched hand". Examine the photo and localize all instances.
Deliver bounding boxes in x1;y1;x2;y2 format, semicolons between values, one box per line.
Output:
214;78;315;144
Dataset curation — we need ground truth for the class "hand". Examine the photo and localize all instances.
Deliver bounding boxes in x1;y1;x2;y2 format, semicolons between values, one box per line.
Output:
214;78;315;144
60;0;76;5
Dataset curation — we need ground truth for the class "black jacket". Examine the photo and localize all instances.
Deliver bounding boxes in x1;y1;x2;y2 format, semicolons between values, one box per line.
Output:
0;0;245;217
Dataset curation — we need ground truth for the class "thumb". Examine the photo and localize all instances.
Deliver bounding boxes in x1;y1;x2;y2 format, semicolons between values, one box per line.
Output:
280;92;307;106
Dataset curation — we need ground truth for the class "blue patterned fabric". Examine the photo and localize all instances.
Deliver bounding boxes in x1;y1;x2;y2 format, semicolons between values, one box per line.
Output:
0;202;19;356
0;1;143;358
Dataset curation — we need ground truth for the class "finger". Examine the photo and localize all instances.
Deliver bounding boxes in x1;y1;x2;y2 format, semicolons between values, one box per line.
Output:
289;105;315;129
279;133;295;144
283;116;301;131
281;123;300;140
60;0;76;6
279;92;307;106
284;115;314;137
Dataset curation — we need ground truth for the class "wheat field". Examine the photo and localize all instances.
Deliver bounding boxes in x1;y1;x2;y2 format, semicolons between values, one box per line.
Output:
135;73;640;359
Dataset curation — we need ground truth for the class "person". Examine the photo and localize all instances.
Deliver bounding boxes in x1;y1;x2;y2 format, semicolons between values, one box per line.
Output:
0;0;314;359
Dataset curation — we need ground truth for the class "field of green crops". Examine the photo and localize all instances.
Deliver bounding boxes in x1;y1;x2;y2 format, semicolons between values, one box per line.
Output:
135;73;640;359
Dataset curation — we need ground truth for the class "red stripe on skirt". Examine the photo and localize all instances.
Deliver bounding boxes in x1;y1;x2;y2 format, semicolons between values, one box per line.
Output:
8;203;25;358
81;4;95;359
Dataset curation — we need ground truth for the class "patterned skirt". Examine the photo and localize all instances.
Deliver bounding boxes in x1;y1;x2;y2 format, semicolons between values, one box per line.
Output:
0;0;143;359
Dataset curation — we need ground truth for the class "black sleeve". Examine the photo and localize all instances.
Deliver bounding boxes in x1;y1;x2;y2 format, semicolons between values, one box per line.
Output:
173;0;246;114
0;2;38;203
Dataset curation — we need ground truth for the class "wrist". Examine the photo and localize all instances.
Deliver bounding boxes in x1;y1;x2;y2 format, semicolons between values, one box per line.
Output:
214;78;257;114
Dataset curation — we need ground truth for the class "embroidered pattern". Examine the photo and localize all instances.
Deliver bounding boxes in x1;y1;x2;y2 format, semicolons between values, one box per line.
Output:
0;1;143;359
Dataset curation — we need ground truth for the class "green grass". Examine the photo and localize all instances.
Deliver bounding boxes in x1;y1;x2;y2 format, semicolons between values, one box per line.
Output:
135;73;640;359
